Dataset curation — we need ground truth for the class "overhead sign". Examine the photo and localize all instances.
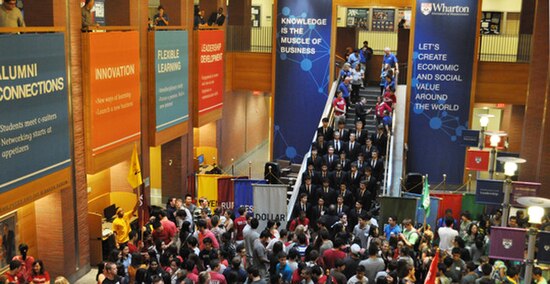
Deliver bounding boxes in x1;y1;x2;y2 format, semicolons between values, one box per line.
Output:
511;181;540;207
460;129;479;147
274;0;333;162
154;30;189;131
86;31;141;156
408;0;479;184
475;179;503;205
465;150;490;171
0;33;71;193
197;30;224;114
489;226;526;261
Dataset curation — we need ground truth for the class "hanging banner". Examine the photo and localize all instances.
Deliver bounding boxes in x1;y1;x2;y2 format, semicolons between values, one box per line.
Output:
154;30;189;131
408;0;479;184
465;150;490;171
86;31;141;156
432;193;462;221
402;193;441;230
538;231;550;264
197;30;224;114
511;181;540;207
274;0;333;162
234;179;265;215
461;193;486;221
253;184;289;229
197;174;229;210
0;33;71;193
460;129;480;147
489;226;526;261
475;179;503;205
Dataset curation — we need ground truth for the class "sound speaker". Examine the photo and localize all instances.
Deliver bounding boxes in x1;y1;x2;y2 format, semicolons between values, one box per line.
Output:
405;173;423;194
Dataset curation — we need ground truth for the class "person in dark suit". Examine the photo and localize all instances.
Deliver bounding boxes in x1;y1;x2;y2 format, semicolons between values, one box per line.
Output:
299;176;318;205
317;164;333;185
355;98;369;126
309;196;327;230
336;183;355;209
348;201;366;229
293;193;311;219
317;117;334;141
330;164;348;189
335;195;350;216
208;7;225;26
351;120;369;145
323;146;339;171
361;167;378;198
302;163;317;185
345;133;361;161
335;120;350;142
336;151;351;172
312;135;328;157
367;151;384;181
347;163;363;192
355;153;368;172
307;148;324;171
372;126;388;157
328;132;344;155
362;138;378;160
355;180;371;209
317;178;337;205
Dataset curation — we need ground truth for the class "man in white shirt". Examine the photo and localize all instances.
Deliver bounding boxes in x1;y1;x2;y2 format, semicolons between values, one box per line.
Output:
438;217;458;254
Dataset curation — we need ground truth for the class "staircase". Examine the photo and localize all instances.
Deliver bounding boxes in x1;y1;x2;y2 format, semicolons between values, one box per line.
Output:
345;86;381;135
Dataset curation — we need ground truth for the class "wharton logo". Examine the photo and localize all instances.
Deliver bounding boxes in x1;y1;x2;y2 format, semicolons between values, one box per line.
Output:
420;3;470;16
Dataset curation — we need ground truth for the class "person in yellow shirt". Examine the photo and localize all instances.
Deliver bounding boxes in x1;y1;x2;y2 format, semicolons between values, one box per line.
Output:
112;201;138;247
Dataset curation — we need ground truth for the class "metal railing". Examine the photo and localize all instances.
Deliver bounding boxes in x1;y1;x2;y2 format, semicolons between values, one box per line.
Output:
383;109;396;196
226;26;272;53
478;33;531;62
286;79;340;219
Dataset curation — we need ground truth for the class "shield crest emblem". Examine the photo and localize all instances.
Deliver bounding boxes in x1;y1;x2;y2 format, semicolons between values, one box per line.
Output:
421;3;432;15
503;238;513;249
475;157;482;164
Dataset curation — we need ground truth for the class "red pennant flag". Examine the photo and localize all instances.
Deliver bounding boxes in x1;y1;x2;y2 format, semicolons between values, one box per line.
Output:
466;150;490;171
424;249;439;284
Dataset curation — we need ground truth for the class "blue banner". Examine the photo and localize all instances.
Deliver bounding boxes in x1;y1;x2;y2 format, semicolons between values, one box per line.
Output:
403;192;440;230
273;0;332;162
233;179;265;216
0;34;70;193
460;129;480;147
538;231;550;264
155;31;189;131
475;179;503;205
408;0;479;184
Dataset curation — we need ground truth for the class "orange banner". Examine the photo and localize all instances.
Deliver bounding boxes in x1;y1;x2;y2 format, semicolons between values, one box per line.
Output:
86;32;141;155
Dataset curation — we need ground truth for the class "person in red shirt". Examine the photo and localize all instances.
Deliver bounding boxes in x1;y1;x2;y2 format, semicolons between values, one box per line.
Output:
3;260;21;284
152;210;177;250
27;260;50;284
208;260;227;284
197;219;220;250
13;243;34;283
288;211;310;232
321;239;347;270
234;207;248;245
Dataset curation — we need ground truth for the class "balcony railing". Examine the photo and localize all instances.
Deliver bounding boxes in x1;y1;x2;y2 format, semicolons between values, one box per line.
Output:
226;25;272;53
226;25;532;63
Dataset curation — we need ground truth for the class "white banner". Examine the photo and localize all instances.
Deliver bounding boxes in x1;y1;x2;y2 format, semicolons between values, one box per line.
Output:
253;184;289;230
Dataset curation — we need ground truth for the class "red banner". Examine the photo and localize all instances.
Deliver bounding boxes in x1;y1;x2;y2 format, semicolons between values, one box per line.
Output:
198;30;224;114
217;177;235;211
432;193;462;221
465;150;490;171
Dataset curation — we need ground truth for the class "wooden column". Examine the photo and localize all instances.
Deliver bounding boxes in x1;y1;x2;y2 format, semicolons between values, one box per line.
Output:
519;0;549;197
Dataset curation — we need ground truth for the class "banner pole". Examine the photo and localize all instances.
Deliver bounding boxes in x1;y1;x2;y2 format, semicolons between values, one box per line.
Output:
422;175;427;233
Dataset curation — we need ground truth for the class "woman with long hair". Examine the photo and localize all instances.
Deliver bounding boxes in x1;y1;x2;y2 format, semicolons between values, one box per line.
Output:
27;260;50;284
96;262;107;284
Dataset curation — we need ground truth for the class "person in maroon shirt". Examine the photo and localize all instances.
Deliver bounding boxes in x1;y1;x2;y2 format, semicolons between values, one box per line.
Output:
321;238;347;270
234;207;249;245
3;260;21;284
288;211;310;232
